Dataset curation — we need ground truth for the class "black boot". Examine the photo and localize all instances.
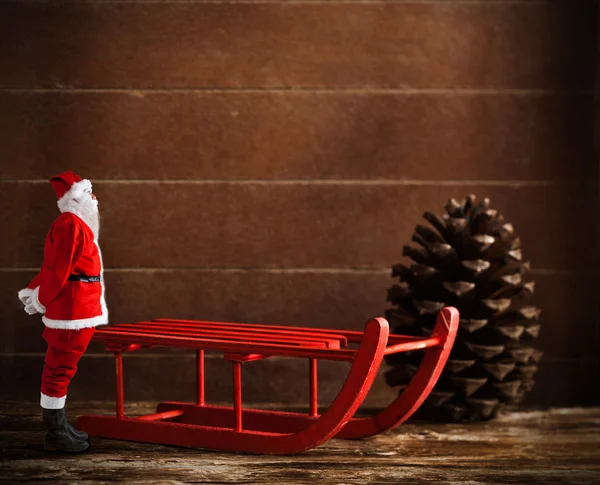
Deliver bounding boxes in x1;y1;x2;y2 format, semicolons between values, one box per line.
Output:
63;409;88;440
42;408;89;453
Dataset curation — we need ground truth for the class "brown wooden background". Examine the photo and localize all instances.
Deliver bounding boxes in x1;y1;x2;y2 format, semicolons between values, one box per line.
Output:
0;0;598;409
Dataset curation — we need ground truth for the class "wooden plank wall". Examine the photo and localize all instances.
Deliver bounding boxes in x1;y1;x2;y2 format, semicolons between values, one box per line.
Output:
0;0;598;408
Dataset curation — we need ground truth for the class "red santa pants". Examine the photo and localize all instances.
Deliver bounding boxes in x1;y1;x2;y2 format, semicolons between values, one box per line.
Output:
41;327;95;409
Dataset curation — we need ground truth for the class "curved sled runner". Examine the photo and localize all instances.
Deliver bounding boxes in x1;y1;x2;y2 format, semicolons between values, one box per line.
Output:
78;307;459;454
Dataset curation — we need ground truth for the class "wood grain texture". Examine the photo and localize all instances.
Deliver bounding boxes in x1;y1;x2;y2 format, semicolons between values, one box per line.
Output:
1;404;600;483
0;92;595;181
0;2;596;89
0;182;596;270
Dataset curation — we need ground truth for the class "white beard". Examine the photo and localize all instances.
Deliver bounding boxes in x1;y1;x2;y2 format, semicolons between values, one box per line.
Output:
57;192;101;240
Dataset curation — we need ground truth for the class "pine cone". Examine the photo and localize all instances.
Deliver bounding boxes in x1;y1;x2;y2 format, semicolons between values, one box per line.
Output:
384;195;542;421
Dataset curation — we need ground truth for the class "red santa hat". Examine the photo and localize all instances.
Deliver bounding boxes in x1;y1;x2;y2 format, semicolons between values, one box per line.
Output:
49;171;92;202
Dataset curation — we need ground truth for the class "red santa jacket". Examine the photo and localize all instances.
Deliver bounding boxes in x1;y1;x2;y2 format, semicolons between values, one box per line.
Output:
19;212;108;330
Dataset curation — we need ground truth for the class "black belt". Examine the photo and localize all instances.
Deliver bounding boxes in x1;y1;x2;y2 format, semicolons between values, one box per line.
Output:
68;275;101;283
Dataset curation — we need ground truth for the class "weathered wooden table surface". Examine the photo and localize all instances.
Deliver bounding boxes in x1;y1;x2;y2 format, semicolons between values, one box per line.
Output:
1;402;599;485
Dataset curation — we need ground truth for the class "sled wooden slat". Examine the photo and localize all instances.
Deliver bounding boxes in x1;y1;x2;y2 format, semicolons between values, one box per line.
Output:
78;307;459;454
103;321;345;349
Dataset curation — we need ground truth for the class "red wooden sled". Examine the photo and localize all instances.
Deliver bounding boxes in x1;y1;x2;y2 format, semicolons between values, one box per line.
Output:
78;306;459;454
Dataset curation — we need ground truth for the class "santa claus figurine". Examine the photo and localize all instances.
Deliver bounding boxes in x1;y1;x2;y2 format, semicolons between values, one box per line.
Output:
18;170;108;453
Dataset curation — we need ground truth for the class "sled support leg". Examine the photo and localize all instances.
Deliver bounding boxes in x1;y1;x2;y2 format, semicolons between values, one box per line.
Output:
196;350;205;406
310;359;318;416
233;362;242;431
115;352;124;419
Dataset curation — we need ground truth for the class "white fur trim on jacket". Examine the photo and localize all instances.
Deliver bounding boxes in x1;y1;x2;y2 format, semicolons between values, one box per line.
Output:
42;313;108;330
30;286;46;314
96;243;109;323
40;393;66;409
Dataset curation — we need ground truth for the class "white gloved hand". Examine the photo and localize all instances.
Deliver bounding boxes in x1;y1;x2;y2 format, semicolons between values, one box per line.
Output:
19;293;32;305
24;301;38;315
18;287;45;315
